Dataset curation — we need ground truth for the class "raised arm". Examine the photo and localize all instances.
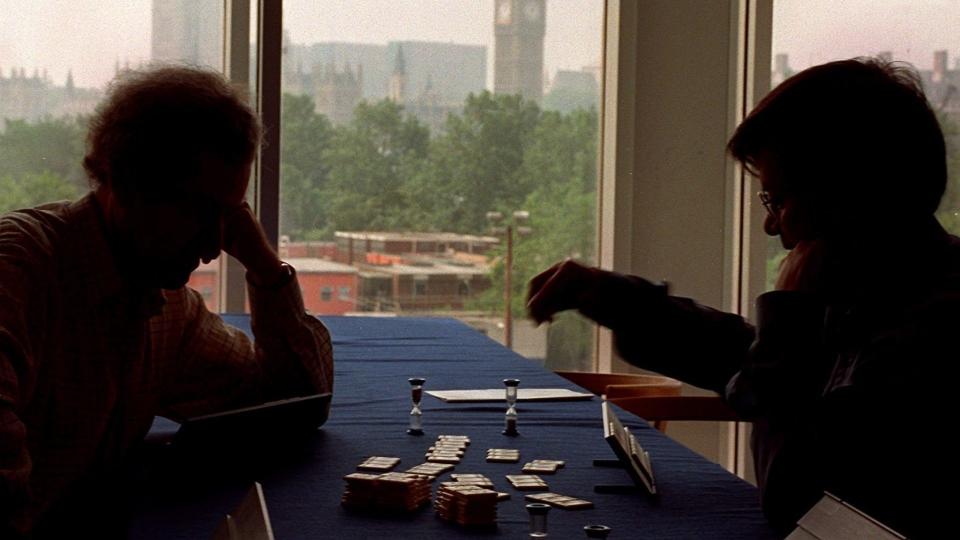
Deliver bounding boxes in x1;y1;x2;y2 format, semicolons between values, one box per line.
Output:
527;259;753;394
158;204;332;420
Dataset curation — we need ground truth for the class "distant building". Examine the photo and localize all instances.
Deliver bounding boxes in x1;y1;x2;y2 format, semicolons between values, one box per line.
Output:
151;0;221;69
284;39;390;100
285;257;359;315
357;259;491;312
920;50;960;116
283;38;486;131
279;239;337;260
772;53;794;87
313;63;364;126
543;69;599;113
406;75;449;133
187;260;219;311
494;0;546;101
187;257;359;315
387;40;487;106
0;69;100;130
333;231;498;265
388;46;407;103
331;231;495;313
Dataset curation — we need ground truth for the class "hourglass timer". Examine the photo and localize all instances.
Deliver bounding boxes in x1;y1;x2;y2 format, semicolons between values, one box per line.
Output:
503;378;520;436
526;502;550;538
407;377;425;435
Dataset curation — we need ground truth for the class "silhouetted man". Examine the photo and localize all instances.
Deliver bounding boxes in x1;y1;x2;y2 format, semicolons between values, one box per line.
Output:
0;66;333;537
528;58;955;538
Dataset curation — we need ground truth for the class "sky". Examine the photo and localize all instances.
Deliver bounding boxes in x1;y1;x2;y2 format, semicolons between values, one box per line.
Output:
5;1;960;90
773;0;960;71
0;0;603;90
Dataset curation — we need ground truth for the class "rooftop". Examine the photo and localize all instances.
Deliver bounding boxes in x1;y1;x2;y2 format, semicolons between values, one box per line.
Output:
335;231;499;243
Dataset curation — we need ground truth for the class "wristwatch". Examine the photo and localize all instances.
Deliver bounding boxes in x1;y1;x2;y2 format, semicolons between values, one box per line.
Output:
254;262;295;289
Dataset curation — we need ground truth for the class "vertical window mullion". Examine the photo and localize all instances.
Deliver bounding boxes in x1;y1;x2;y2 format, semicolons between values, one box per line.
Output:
220;0;252;313
256;0;282;250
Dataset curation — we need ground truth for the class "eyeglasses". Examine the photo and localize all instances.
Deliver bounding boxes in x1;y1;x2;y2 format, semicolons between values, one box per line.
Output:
757;191;783;216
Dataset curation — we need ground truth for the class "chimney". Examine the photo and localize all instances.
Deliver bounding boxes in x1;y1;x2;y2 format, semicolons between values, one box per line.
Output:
934;50;948;83
774;54;789;75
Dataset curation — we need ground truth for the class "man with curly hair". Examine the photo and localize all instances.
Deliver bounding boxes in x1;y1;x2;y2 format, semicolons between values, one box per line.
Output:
0;66;333;537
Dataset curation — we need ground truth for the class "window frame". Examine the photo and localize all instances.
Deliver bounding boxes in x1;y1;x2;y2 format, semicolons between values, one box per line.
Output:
227;0;773;397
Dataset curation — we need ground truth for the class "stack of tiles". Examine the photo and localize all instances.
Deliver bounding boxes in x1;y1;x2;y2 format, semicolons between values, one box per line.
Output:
405;462;454;481
524;492;594;510
426;435;470;464
486;448;520;463
521;459;565;474
450;473;494;488
357;456;401;472
434;482;499;527
505;474;549;491
341;472;432;513
449;474;510;501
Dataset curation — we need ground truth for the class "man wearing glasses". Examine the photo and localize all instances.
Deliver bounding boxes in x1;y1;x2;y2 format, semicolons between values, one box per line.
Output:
528;58;954;538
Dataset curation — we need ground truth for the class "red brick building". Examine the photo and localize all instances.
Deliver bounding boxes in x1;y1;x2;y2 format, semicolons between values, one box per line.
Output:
187;257;359;315
285;257;359;315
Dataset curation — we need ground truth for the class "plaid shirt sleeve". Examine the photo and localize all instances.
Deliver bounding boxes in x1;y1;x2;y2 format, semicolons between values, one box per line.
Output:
0;214;51;537
158;266;333;420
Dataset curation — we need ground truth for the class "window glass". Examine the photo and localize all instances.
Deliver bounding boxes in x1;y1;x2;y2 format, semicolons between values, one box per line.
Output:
279;0;602;368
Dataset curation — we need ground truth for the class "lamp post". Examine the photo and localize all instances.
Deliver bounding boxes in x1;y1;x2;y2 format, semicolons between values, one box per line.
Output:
487;210;532;350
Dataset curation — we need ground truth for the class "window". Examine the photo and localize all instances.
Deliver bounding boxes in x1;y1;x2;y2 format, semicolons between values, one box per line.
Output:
3;0;604;370
339;285;351;301
279;0;603;368
414;280;427;297
320;286;333;302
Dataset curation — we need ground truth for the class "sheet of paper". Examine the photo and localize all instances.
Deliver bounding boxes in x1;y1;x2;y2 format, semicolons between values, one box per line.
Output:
426;388;593;402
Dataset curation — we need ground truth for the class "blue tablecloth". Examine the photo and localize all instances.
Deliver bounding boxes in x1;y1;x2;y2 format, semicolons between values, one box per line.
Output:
128;316;777;539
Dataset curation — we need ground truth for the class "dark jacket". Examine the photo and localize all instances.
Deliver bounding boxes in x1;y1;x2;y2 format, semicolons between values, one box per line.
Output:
582;221;959;538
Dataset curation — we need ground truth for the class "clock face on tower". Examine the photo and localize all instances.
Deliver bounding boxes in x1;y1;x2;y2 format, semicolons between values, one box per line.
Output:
523;0;540;21
497;0;512;25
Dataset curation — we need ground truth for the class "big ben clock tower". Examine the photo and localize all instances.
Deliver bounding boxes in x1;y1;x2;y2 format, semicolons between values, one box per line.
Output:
494;0;546;102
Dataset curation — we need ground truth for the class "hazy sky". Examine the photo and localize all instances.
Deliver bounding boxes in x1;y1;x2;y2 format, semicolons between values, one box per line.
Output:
0;0;603;90
5;1;960;90
774;0;960;71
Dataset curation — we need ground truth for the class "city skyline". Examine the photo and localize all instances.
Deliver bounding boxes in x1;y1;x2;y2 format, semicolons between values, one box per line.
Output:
9;1;960;92
0;0;603;91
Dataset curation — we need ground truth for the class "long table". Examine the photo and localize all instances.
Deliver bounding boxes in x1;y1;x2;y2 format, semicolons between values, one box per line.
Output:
127;316;777;539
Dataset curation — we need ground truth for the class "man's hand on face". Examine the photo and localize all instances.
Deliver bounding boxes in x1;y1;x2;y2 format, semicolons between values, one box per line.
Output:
222;202;286;287
775;239;828;293
526;259;604;325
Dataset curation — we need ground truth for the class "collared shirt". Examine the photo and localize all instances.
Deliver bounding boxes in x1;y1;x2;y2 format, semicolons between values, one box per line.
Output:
0;194;333;534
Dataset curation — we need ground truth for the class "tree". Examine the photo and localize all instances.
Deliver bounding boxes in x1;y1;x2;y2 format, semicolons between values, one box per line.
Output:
279;94;335;240
320;100;429;234
474;108;598;310
470;107;599;368
0;170;83;215
408;92;541;233
0;117;87;184
935;112;960;235
0;116;88;214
